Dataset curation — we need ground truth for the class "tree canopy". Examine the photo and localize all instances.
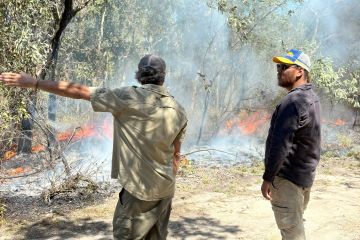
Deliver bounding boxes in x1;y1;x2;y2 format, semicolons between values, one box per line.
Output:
0;0;359;153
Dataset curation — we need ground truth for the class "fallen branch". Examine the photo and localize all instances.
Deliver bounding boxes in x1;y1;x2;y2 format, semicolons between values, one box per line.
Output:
184;148;238;157
0;169;42;180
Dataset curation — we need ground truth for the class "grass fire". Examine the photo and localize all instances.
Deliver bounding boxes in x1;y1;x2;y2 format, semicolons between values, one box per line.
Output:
0;0;359;239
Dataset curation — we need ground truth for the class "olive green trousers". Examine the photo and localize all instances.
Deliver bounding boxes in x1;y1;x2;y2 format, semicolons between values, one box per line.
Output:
113;188;172;240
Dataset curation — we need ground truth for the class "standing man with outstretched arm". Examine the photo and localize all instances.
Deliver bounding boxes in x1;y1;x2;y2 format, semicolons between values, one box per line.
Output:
261;49;321;240
1;54;188;240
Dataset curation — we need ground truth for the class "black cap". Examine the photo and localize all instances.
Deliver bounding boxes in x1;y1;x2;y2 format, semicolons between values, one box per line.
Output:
138;54;166;73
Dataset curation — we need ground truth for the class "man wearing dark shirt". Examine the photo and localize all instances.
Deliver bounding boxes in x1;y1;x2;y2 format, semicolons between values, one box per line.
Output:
261;49;321;240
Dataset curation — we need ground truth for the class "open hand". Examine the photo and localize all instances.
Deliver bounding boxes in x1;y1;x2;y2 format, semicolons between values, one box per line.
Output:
0;72;37;89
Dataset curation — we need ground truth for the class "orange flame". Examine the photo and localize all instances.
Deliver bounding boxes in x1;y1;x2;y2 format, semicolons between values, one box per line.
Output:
7;166;29;176
223;111;270;135
32;145;46;153
322;118;347;126
2;119;113;161
56;120;113;142
4;150;17;160
334;119;346;126
2;145;46;161
57;124;98;141
14;167;24;174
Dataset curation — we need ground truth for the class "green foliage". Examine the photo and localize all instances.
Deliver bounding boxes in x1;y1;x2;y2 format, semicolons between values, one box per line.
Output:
56;0;186;89
0;0;359;147
214;0;305;49
0;1;100;152
312;59;360;109
0;0;58;151
215;0;360;115
0;1;56;74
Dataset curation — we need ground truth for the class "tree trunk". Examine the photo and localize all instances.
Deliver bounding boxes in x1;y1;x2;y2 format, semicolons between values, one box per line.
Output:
17;93;37;154
196;90;210;145
354;108;360;130
17;118;32;153
17;0;92;153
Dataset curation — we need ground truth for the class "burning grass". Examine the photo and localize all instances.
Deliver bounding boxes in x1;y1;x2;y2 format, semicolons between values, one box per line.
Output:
220;110;270;136
0;117;113;164
0;114;358;239
0;154;359;240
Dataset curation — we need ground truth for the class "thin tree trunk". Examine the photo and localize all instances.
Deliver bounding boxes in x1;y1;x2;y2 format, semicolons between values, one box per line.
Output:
17;91;37;153
17;0;92;155
196;90;211;145
353;108;359;129
17;94;37;153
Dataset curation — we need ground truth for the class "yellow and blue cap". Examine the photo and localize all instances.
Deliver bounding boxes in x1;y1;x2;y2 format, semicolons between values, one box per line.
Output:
272;49;311;72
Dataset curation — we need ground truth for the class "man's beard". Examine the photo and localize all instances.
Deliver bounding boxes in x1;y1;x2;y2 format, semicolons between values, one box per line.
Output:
278;75;299;89
278;81;292;88
277;77;292;88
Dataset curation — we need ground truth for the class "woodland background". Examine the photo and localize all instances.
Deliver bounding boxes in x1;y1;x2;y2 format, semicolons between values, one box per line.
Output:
0;0;359;214
0;2;360;237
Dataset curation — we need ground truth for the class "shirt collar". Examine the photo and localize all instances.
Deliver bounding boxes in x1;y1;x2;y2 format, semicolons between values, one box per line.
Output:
140;84;173;97
289;83;312;93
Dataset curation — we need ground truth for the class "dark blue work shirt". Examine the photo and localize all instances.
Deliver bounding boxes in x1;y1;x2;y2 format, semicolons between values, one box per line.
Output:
263;83;321;188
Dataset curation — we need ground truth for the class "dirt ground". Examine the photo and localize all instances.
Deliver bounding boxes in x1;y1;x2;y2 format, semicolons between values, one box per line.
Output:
1;157;360;240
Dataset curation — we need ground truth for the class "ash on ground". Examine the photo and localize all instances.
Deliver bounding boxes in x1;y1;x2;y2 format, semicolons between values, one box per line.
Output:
0;141;119;222
185;136;265;167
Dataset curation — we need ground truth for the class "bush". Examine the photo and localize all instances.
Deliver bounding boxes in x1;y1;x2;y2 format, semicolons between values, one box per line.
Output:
347;147;360;160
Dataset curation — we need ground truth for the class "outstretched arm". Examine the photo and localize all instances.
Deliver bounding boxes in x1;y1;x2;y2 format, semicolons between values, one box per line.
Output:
0;72;91;100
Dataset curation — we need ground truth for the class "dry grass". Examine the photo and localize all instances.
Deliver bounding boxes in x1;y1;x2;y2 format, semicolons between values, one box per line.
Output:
0;200;6;225
0;156;359;240
68;194;118;220
175;160;264;197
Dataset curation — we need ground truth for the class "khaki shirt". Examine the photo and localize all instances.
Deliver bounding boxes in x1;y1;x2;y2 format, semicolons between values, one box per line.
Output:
90;84;187;201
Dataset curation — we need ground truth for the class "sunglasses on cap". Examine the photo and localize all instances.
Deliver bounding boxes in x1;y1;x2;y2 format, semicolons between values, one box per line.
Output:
276;64;297;71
